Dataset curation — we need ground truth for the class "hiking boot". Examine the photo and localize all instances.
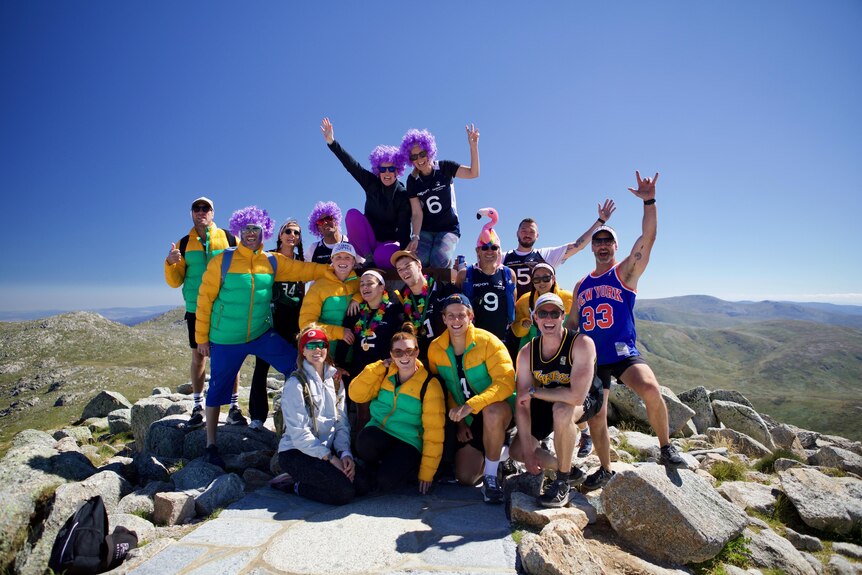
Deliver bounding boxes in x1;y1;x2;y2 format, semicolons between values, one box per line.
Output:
577;433;593;458
186;405;204;429
659;443;687;468
582;467;615;491
226;406;248;426
249;419;265;431
538;477;571;508
569;465;587;487
204;444;225;469
482;474;504;504
497;458;520;483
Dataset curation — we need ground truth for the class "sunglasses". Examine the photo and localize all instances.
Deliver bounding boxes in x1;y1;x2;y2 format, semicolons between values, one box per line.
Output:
532;275;553;284
409;150;428;162
242;225;263;234
316;216;335;225
281;228;300;236
480;244;500;251
192;205;211;213
305;341;327;350
378;166;397;173
390;347;418;358
592;237;614;246
536;309;563;319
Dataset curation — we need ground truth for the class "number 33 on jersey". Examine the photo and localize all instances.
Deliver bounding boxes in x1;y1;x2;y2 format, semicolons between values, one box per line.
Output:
576;265;641;365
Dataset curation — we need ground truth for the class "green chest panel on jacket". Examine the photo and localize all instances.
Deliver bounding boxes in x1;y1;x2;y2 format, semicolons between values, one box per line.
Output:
210;272;275;344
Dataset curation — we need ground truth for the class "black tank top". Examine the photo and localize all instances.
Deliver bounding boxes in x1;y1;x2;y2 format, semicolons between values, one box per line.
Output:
530;329;578;389
311;242;334;264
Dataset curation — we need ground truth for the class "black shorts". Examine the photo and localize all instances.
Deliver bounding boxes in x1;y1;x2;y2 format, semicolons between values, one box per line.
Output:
184;312;197;349
597;356;647;389
529;388;604;440
454;411;486;453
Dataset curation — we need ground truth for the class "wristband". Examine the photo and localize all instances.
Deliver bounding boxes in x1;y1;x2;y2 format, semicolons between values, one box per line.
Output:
528;386;536;396
644;199;656;206
411;234;420;241
597;218;606;224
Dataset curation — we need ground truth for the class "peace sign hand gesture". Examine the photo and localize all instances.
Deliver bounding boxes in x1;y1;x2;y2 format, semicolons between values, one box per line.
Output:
627;171;659;202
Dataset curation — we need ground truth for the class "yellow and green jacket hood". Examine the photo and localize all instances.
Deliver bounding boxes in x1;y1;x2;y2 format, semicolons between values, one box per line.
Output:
164;225;235;313
349;360;446;482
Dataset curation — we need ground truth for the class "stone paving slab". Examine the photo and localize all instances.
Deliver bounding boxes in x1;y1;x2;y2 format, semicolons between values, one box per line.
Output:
129;482;518;574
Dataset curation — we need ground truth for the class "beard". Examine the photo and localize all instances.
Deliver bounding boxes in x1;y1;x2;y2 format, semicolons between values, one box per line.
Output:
519;236;536;249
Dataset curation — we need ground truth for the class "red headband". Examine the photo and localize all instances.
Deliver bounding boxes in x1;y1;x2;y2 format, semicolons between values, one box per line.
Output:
299;329;329;349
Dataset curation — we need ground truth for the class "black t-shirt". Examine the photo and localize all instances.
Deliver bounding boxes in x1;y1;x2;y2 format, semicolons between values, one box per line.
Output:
271;277;305;344
502;249;547;298
397;277;457;362
335;299;404;371
406;160;461;235
455;353;472;400
466;266;511;341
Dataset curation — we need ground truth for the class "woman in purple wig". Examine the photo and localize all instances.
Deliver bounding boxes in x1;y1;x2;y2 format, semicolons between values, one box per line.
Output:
321;118;412;269
399;124;480;268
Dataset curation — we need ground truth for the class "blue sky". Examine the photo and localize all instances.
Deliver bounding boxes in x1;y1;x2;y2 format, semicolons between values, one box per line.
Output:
1;1;860;311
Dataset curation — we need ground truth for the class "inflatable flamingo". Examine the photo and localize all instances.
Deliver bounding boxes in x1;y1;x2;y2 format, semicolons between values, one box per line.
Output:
476;207;500;247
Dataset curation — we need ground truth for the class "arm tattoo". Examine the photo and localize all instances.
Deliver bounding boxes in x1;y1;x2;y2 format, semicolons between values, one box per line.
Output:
634;252;642;261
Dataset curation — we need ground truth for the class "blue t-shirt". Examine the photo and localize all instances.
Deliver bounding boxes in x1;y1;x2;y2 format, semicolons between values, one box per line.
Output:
407;160;461;235
576;265;640;366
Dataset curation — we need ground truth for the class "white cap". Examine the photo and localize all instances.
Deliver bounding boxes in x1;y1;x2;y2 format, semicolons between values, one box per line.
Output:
331;242;364;263
191;197;214;210
534;293;565;311
592;225;618;243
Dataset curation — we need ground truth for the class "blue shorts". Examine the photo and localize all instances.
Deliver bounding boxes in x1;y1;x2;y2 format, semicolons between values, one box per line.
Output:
207;330;298;407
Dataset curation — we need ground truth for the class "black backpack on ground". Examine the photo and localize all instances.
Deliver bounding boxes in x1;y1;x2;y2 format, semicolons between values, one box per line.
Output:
48;495;138;574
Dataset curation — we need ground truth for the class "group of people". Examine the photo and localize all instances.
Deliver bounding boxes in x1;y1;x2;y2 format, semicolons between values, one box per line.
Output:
164;116;684;510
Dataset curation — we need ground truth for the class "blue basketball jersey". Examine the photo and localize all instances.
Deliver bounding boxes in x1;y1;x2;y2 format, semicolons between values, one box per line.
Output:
576;265;640;366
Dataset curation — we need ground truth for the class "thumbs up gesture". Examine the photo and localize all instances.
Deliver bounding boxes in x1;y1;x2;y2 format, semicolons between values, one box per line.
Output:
166;242;182;264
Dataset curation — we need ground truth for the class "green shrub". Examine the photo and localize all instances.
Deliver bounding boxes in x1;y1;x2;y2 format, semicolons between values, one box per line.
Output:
753;449;804;474
690;535;752;574
709;458;748;484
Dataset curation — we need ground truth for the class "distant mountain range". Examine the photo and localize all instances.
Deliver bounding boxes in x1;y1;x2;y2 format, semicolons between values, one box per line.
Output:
0;305;177;326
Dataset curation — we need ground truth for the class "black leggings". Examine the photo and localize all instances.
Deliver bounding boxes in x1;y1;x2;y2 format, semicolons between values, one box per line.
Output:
278;449;369;506
356;425;421;493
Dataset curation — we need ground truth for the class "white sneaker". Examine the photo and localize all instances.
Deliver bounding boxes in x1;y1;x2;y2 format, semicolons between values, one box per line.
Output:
249;419;265;431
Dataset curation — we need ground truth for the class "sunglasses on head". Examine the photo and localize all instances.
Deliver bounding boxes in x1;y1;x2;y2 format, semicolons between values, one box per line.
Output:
242;225;263;234
281;228;300;236
378;166;397;173
390;347;418;358
536;309;563;319
409;150;428;162
305;341;327;350
192;205;211;213
532;275;553;284
480;244;500;251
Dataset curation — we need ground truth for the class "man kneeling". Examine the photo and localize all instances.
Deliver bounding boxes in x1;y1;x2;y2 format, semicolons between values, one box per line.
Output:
509;293;604;507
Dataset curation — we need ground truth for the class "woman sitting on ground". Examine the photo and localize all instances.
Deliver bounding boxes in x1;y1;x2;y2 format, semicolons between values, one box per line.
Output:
349;323;446;494
276;325;368;505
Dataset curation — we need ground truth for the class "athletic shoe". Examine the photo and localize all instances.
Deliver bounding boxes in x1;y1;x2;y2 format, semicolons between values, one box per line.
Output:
226;406;248;426
568;465;587;487
186;405;204;429
582;467;615;491
204;444;225;469
659;444;686;468
538;478;571;508
482;474;504;504
577;433;593;458
249;419;265;431
498;458;519;482
269;472;294;493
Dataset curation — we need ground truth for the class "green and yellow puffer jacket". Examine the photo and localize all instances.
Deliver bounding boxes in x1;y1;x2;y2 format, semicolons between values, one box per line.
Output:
164;225;235;313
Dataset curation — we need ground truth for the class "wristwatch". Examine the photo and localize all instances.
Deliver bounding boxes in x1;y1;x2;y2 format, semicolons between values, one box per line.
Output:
410;234;420;241
528;386;536;396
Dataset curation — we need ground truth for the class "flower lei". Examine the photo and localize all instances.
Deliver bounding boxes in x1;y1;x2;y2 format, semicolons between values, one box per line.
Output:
403;277;434;330
353;290;391;337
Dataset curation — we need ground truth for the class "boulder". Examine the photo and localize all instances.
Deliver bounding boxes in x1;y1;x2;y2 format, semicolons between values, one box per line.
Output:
711;400;776;450
52;426;93;444
145;415;190;458
171;459;225;491
108;513;156;542
718;481;778;514
10;429;56;450
818;435;862;457
81;390;133;420
744;526;817;575
796;429;821;449
678;386;718;433
783;527;823;552
707;428;773;459
509;491;590;530
54;437;80;452
601;464;748;564
83;417;109;432
832;542;862;560
194;473;244;517
116;481;174;517
224;449;274;473
153;491;196;526
130;395;193;449
770;423;808;460
826;554;861;575
518;519;605;575
99;455;135;479
709;389;754;408
107;408;132;434
608;382;695;435
800;552;825;575
779;467;862;535
241;468;273;491
151;387;172;395
182;424;277;460
132;451;170;484
811;446;862;476
775;458;808;473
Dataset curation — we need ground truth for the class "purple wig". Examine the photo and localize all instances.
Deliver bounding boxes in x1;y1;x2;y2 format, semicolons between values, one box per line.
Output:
307;201;342;237
229;206;275;241
399;129;437;167
369;145;405;177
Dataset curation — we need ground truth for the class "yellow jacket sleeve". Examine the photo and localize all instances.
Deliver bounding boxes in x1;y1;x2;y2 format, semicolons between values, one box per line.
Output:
164;258;187;288
297;280;347;341
418;377;446;482
273;256;332;283
348;360;387;403
511;293;533;338
194;254;223;344
465;335;516;414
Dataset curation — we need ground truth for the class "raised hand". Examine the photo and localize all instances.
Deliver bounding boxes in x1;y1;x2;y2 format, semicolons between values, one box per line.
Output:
627;171;659;201
598;198;616;222
465;123;480;145
166;242;182;264
320;117;335;145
